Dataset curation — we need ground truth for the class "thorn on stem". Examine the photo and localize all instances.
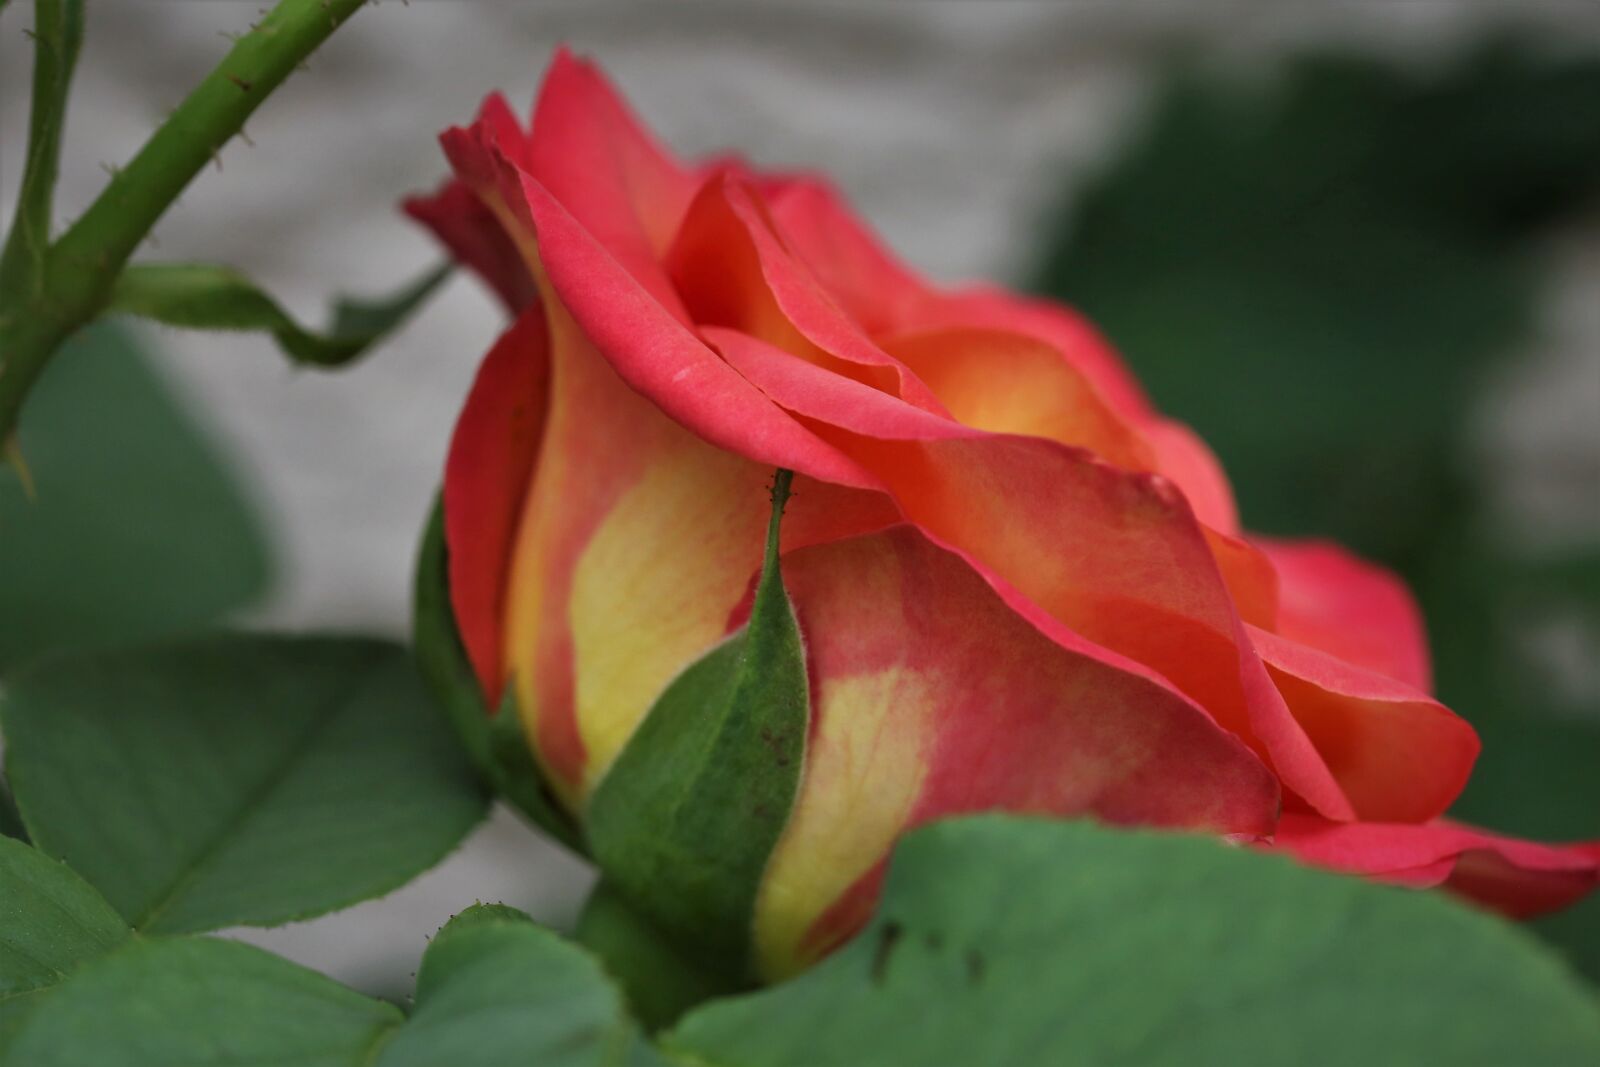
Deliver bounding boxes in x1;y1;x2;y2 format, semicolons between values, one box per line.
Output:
225;73;253;93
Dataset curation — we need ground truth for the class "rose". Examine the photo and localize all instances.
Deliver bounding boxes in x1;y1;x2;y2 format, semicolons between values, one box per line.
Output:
406;51;1599;980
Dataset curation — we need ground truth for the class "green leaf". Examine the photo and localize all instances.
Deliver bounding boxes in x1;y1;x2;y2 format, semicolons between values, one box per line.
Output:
667;817;1600;1066
0;322;271;671
577;882;745;1033
0;836;127;995
0;635;487;933
0;836;130;1048
1;936;402;1067
108;260;450;368
375;904;645;1067
412;497;586;853
2;902;676;1066
586;470;808;981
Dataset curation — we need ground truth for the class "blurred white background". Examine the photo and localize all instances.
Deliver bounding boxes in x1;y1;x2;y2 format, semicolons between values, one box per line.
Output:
3;0;1597;994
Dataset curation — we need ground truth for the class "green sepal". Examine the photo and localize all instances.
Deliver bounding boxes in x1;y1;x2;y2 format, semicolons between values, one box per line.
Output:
577;881;747;1033
107;261;449;369
585;470;809;983
412;497;585;855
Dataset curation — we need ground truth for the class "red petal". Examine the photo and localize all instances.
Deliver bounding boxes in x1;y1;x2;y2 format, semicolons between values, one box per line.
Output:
1142;418;1241;534
669;175;950;413
757;175;932;336
754;525;1280;977
710;325;1354;821
510;165;880;490
1273;814;1600;919
1260;538;1433;692
526;49;702;320
403;178;538;312
443;307;551;710
1252;627;1478;823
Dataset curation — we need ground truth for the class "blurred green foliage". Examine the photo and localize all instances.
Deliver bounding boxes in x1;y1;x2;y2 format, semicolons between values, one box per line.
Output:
0;323;271;671
0;779;23;842
1032;40;1600;978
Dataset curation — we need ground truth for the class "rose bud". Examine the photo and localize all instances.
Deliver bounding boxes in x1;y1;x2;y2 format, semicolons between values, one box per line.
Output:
407;50;1599;983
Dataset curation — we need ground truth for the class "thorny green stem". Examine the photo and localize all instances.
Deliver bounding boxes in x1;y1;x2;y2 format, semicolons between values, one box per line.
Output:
0;0;84;300
0;0;368;443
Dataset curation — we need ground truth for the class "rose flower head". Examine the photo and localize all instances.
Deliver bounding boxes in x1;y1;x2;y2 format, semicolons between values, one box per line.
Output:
406;50;1599;983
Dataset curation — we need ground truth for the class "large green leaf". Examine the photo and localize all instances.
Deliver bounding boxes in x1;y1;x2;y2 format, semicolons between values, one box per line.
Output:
1;937;402;1067
0;635;487;933
667;817;1600;1066
0;322;271;671
376;904;649;1067
0;836;129;1047
586;471;808;980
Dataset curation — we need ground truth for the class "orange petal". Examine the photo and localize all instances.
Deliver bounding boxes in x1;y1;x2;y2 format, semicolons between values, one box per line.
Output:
711;326;1354;822
1141;418;1241;534
911;287;1153;423
753;525;1280;978
756;174;932;336
1204;526;1279;630
670;175;950;412
1252;626;1477;823
875;325;1154;473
